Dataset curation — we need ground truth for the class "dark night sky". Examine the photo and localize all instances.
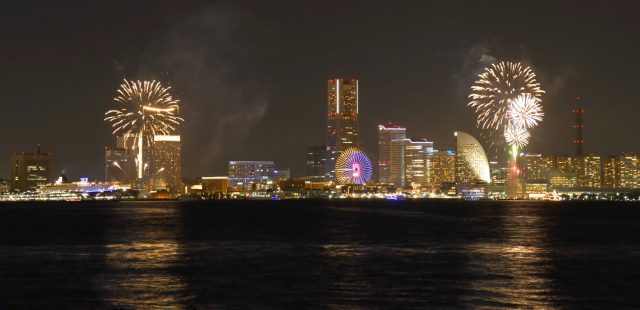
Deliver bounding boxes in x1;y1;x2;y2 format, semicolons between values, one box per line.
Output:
1;0;639;180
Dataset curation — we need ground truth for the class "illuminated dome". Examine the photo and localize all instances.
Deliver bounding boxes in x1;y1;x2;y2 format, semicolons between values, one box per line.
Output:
454;131;491;183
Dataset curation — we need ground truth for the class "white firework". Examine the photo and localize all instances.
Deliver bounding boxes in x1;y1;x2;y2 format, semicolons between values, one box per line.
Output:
504;123;530;149
507;93;543;130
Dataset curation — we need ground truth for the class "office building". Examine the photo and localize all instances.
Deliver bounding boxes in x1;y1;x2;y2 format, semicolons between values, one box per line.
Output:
431;150;456;190
325;78;359;181
201;176;228;194
105;146;136;184
147;135;182;195
602;156;617;189
576;154;601;188
228;161;277;191
306;146;325;179
616;154;639;189
404;138;433;188
10;145;52;192
378;124;406;186
522;154;555;182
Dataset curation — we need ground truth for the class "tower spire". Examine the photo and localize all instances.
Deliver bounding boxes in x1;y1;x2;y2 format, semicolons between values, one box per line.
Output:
572;96;584;156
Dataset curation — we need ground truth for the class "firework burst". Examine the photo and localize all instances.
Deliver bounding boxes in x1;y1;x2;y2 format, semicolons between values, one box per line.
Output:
507;93;543;130
105;79;183;148
468;61;544;131
105;79;183;179
468;61;545;149
504;123;530;149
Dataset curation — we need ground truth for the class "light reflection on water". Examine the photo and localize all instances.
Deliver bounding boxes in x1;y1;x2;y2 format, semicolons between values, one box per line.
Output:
2;200;639;307
99;204;190;307
465;203;553;308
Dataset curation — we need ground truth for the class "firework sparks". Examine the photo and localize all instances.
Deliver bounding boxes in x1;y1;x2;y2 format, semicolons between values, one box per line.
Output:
104;79;183;179
105;79;183;147
504;123;530;149
468;61;545;131
468;61;545;149
507;93;543;129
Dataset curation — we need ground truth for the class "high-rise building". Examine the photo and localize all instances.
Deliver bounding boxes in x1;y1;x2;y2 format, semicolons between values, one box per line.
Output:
325;78;359;181
147;135;182;195
602;156;617;189
573;97;584;157
105;146;136;184
454;131;491;184
10;145;53;192
228;161;277;191
551;156;578;188
404;138;433;188
522;154;555;182
576;154;601;188
616;154;639;189
431;150;456;190
305;146;325;179
378;124;406;186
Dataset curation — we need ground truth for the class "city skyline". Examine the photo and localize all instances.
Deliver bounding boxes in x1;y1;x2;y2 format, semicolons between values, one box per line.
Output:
2;1;640;180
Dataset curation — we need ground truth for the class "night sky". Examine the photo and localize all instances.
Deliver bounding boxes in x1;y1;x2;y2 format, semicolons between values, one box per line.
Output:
2;0;639;180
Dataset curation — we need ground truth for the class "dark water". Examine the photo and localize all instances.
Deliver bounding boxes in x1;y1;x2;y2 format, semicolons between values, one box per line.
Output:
0;200;639;308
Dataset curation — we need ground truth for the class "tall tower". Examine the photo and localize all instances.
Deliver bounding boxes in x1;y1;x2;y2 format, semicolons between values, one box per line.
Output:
572;96;584;157
325;78;359;181
378;124;406;186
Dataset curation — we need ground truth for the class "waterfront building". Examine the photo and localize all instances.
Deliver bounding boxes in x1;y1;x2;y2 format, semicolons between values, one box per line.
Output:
377;124;406;186
489;158;508;198
616;154;639;189
201;176;228;194
553;156;578;188
228;161;277;191
522;154;555;182
325;78;359;181
430;150;456;191
10;145;52;192
454;131;490;185
577;154;601;188
602;156;617;189
404;138;433;189
0;179;10;193
305;146;325;180
525;181;550;199
147;135;182;195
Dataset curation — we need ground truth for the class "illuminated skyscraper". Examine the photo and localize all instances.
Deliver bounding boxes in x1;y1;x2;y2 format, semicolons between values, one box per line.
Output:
404;138;433;188
454;131;490;184
378;124;406;186
10;145;52;192
325;78;359;181
147;135;182;195
602;156;617;189
522;154;555;182
576;154;601;188
616;154;639;189
431;150;456;190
